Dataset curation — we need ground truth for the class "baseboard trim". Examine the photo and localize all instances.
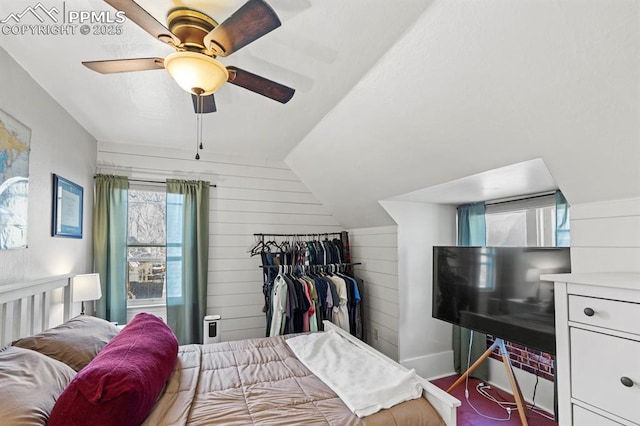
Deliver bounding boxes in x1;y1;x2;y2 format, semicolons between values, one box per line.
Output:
401;350;454;380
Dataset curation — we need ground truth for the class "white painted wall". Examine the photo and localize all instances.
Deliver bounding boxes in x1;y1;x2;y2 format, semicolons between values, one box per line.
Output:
0;47;95;288
97;142;342;341
348;225;399;360
569;198;640;273
379;201;457;379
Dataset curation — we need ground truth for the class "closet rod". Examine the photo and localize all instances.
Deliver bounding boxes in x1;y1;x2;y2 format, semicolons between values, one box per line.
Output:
259;262;361;269
254;232;343;238
93;176;217;188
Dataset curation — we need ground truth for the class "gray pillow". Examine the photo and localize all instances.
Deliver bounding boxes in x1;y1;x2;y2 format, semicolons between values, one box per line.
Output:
0;346;76;425
12;315;119;371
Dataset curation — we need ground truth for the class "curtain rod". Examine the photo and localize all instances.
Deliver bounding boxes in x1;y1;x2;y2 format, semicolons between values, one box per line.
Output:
259;262;361;269
485;190;556;206
93;176;217;188
254;232;343;238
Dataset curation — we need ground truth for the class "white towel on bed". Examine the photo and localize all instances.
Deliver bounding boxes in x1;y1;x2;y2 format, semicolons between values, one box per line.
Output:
286;330;423;417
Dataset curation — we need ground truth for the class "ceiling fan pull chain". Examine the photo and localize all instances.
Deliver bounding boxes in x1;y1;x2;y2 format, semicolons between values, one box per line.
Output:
194;91;204;160
199;94;204;150
195;107;201;160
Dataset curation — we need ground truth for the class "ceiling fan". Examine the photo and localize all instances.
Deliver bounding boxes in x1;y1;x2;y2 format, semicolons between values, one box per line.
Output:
82;0;295;114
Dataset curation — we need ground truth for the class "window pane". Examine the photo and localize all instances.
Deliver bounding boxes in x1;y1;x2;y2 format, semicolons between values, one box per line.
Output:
127;247;166;300
537;206;556;246
166;193;184;299
128;189;166;245
486;210;527;246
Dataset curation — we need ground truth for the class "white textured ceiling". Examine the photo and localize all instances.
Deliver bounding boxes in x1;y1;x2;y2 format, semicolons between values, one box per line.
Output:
0;0;430;159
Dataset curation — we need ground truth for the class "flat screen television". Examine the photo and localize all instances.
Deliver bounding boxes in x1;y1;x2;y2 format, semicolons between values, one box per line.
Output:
432;246;571;354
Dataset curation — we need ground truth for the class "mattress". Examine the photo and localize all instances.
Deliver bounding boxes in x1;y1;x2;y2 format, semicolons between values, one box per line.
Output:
143;335;445;425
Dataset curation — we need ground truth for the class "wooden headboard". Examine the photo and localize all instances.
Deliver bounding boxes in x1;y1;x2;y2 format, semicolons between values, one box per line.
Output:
0;274;72;347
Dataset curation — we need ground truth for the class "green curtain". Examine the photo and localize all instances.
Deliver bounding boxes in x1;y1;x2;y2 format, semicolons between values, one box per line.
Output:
166;179;210;345
93;175;129;324
453;202;488;381
555;190;570;247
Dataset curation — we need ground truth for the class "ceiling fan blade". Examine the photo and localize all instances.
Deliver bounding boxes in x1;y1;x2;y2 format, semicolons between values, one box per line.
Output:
226;66;294;104
203;0;281;57
104;0;180;46
192;94;217;114
82;58;165;74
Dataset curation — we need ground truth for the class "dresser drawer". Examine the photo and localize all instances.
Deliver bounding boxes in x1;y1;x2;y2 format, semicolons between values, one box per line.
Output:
573;405;623;426
570;328;640;424
568;295;640;336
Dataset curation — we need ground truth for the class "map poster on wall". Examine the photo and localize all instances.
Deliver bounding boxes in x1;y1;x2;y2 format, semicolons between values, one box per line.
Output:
0;109;31;250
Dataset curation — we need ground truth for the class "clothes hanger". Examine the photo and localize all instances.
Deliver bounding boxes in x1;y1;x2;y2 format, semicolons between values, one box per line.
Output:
265;239;280;252
248;235;269;256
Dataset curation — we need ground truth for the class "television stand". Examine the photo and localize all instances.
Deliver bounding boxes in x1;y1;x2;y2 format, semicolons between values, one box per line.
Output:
446;338;529;425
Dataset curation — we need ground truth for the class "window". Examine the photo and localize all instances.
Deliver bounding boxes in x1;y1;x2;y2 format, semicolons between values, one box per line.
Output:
485;194;558;247
126;187;167;321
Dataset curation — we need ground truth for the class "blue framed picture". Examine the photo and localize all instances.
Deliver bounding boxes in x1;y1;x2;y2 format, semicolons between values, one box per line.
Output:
52;174;83;238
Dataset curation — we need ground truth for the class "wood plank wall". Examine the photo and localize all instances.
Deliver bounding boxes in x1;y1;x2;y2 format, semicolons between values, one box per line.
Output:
570;197;640;273
348;225;400;361
97;142;342;341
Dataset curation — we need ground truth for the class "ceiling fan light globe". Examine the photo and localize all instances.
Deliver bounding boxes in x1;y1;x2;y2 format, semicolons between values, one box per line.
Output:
164;51;228;96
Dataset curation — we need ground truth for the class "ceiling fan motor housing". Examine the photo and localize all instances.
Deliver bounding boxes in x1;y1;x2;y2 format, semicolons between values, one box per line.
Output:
166;8;218;53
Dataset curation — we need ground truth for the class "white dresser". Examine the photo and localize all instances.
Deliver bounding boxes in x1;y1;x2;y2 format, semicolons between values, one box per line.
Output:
543;273;640;426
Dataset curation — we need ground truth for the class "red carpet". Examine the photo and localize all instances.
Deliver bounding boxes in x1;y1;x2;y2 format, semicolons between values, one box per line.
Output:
431;375;557;426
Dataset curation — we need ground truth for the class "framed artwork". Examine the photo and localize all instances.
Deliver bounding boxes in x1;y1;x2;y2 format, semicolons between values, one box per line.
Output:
52;174;83;238
0;109;31;249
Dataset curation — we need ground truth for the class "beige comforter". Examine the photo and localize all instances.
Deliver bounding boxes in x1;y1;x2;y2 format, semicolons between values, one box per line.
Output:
143;335;444;426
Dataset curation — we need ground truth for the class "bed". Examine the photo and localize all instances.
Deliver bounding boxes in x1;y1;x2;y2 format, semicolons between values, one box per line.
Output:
0;275;459;425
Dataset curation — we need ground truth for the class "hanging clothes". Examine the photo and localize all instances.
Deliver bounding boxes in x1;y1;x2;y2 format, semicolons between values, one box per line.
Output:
251;232;364;339
338;271;361;336
302;277;318;333
261;251;281;336
327;273;349;332
269;273;288;337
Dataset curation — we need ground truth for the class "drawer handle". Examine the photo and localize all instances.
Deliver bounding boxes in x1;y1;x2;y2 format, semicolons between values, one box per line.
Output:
621;377;634;388
583;307;595;317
